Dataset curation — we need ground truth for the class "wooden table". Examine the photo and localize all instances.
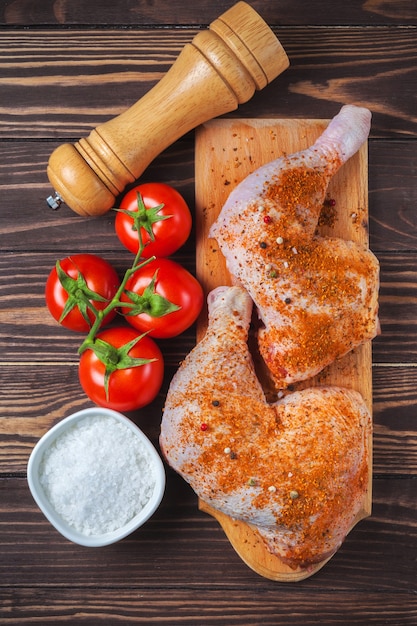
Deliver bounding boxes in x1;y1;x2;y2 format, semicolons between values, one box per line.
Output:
1;1;416;623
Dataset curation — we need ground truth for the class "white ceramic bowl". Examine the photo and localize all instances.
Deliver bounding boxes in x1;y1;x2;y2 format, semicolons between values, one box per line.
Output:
27;407;165;547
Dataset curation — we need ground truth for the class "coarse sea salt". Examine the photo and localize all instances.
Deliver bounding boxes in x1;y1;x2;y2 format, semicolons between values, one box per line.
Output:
38;414;156;536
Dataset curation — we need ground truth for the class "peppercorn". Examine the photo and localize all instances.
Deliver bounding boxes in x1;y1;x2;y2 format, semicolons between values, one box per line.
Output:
259;241;267;249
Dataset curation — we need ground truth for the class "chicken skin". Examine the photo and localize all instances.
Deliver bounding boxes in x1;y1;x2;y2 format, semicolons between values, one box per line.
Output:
209;105;380;388
160;286;371;568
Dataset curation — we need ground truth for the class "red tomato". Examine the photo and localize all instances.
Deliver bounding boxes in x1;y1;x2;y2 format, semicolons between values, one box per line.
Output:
45;254;120;332
120;258;204;338
78;327;164;411
115;182;192;257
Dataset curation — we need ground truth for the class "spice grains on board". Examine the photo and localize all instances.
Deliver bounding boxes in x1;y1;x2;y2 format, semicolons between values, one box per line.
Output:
210;160;379;388
160;286;371;568
162;356;371;568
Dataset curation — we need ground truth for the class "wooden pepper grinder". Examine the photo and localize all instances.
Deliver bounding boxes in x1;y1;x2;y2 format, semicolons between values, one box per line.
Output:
46;2;289;216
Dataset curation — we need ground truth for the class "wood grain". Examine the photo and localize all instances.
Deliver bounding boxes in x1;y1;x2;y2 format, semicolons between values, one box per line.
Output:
0;476;415;589
0;588;416;624
0;28;416;139
2;0;416;26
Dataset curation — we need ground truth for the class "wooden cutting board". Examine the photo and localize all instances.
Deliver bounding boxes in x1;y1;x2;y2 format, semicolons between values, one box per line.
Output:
194;118;372;582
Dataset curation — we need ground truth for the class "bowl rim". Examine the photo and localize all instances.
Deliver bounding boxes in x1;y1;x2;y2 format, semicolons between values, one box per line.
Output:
27;406;166;547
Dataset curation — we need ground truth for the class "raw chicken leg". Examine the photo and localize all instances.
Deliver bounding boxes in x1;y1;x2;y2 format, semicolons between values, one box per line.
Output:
209;105;380;388
160;286;371;568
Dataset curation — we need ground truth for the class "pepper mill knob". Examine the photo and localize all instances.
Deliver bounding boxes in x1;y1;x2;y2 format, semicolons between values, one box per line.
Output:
46;2;289;216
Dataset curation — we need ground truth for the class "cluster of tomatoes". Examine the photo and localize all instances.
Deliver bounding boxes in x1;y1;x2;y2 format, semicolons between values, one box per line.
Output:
45;183;204;412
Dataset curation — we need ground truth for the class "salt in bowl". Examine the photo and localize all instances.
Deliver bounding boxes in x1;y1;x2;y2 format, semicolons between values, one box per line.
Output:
27;407;165;547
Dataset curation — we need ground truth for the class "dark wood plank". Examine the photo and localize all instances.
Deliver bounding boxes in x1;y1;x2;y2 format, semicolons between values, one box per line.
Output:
277;27;417;138
0;29;189;137
0;588;415;625
0;476;415;591
1;0;416;26
1;139;416;252
1;362;416;474
375;253;417;362
369;141;417;252
0;28;415;138
372;366;417;476
2;250;416;363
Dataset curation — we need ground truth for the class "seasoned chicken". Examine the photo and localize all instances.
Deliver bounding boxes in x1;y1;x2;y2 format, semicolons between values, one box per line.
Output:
160;286;371;568
209;105;380;388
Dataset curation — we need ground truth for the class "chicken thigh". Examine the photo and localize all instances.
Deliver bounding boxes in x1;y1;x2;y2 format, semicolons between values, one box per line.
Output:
160;286;371;568
209;105;379;388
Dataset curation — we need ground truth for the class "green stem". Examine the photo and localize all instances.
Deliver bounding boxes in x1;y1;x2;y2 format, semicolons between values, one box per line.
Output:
78;242;155;355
